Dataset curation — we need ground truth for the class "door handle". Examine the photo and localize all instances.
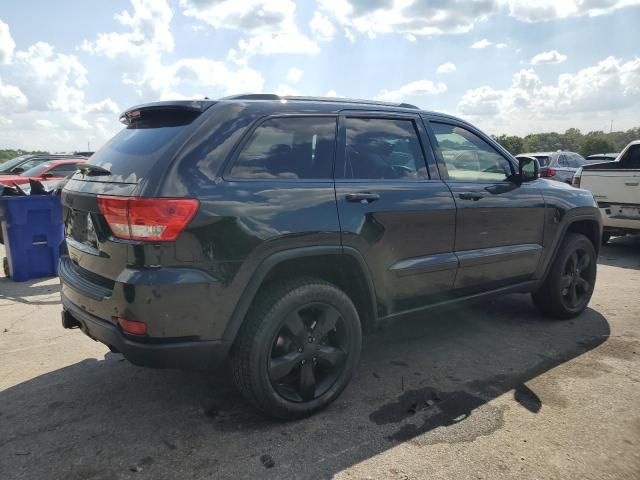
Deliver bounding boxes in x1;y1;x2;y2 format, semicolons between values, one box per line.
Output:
345;192;380;204
624;182;639;186
458;192;485;201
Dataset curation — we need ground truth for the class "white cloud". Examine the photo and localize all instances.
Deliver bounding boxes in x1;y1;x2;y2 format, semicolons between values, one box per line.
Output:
286;67;303;84
316;0;501;38
82;0;265;100
81;0;174;57
35;119;56;129
316;1;640;40
0;39;120;151
457;56;640;133
228;31;319;64
495;42;508;48
11;42;88;113
376;79;447;102
471;38;492;48
531;50;567;65
180;0;319;62
436;62;457;74
0;76;28;111
310;11;336;41
503;0;640;23
84;98;120;115
275;84;301;96
166;58;264;97
0;19;15;64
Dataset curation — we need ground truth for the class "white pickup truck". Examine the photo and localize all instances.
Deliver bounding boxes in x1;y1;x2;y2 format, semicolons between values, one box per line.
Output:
573;140;640;243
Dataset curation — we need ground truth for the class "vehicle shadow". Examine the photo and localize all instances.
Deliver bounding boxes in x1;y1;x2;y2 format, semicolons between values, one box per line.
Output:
598;234;640;270
0;276;61;305
0;294;610;480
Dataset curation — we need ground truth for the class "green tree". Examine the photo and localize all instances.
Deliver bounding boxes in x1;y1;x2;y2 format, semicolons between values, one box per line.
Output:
581;136;615;157
492;134;524;155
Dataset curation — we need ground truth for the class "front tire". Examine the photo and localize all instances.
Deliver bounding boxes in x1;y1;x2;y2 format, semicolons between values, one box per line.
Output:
230;278;362;419
532;233;597;319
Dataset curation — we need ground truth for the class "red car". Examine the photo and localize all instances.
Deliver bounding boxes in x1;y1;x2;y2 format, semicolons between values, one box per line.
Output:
0;159;86;186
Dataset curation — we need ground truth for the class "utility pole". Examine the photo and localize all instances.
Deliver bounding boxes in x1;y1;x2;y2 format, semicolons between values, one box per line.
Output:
88;141;90;152
610;120;613;133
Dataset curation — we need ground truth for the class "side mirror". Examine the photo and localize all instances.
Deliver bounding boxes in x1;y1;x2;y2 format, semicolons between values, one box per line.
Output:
12;167;24;174
518;156;539;182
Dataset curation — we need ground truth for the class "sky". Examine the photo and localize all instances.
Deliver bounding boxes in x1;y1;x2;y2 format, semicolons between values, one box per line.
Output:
0;0;639;152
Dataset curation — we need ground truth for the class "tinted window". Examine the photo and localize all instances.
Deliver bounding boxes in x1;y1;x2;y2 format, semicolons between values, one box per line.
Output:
431;123;513;181
231;117;336;179
88;126;189;183
343;118;427;180
0;155;30;173
572;153;586;166
622;145;640;168
85;109;203;184
532;156;550;166
557;155;569;167
22;162;53;177
49;163;81;176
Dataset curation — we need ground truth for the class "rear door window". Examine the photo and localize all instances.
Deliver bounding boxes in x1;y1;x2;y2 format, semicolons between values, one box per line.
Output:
341;117;427;180
229;116;336;179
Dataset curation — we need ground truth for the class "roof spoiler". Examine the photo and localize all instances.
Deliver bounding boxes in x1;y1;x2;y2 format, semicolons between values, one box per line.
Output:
119;100;216;125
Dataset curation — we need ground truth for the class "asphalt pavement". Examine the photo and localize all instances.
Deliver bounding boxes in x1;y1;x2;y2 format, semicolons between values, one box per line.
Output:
0;237;639;479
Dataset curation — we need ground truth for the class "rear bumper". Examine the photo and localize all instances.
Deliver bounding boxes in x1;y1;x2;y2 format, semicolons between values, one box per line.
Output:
61;294;229;370
599;205;640;232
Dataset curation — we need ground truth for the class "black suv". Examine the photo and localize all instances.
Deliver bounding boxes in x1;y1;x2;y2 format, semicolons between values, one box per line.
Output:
60;95;601;419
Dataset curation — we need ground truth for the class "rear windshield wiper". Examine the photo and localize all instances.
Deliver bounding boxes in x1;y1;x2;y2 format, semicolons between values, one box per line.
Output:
79;164;112;176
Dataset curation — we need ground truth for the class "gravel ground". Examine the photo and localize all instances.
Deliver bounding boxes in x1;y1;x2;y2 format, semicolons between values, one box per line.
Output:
0;237;639;480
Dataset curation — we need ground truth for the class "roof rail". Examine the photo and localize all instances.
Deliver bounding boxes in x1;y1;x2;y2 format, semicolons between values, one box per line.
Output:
221;93;419;110
222;94;282;101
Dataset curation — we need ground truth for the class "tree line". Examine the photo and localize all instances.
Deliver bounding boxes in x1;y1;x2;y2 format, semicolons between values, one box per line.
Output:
0;149;47;163
492;127;640;157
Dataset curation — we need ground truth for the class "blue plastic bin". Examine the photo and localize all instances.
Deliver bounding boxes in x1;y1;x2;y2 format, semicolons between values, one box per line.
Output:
0;195;64;281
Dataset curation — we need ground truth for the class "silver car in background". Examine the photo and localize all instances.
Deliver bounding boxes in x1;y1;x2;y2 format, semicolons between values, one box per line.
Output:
516;151;587;184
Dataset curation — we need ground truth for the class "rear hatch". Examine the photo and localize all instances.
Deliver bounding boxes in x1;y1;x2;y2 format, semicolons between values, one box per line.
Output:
61;101;214;284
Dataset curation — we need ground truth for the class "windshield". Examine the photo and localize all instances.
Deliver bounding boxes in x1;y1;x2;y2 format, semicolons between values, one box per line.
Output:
21;162;53;177
0;155;30;173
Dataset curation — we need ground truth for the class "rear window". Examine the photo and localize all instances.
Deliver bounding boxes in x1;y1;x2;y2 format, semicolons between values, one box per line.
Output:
22;162;52;177
622;145;640;168
84;108;202;183
533;156;550;166
0;155;30;173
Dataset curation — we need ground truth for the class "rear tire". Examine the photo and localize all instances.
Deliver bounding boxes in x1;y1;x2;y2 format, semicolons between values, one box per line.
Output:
532;233;597;319
230;277;362;420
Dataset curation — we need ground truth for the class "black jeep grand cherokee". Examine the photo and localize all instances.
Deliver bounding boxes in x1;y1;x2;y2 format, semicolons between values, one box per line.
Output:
60;94;601;419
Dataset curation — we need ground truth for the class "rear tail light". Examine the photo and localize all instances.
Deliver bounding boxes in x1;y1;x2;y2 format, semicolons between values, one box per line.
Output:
541;167;556;178
97;196;199;241
117;318;147;335
572;168;582;188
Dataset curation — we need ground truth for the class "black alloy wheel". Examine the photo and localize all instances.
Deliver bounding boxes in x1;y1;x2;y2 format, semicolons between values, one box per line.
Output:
230;277;361;419
532;232;597;319
559;248;595;311
268;303;348;402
